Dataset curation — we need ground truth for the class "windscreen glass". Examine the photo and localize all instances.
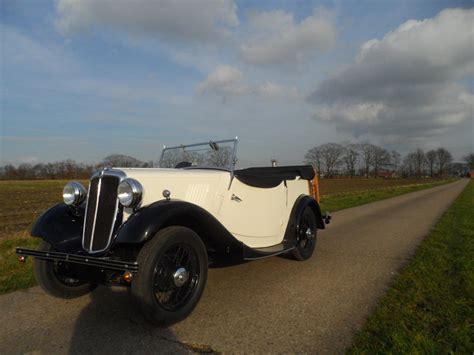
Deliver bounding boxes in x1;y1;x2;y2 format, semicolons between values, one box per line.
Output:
160;141;236;170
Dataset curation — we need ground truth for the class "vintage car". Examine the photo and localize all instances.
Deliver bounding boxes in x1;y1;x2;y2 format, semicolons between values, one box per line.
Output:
17;138;330;325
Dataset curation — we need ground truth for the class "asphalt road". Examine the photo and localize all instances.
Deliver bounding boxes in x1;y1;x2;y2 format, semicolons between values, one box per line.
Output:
0;179;468;354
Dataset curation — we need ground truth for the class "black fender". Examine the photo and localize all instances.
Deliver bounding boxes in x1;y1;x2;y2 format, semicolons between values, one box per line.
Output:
114;200;244;258
31;203;85;253
283;195;325;247
295;195;325;230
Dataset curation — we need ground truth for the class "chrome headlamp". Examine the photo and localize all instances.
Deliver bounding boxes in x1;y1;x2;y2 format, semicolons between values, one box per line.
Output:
118;178;143;208
63;182;87;206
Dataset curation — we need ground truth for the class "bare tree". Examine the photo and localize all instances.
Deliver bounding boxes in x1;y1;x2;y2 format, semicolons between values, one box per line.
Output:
305;143;344;177
371;145;391;178
206;146;233;168
360;143;375;178
426;150;437;177
320;143;344;177
160;149;186;168
436;148;453;176
464;153;474;170
304;147;323;177
390;150;401;172
413;149;426;177
402;152;416;177
342;143;359;178
100;154;146;168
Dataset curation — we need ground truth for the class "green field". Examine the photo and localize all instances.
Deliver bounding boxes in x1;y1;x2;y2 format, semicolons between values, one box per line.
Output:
319;178;455;212
0;178;456;294
348;180;473;353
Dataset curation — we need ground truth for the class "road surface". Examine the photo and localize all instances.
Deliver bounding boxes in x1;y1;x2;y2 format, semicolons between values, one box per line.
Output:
0;179;468;354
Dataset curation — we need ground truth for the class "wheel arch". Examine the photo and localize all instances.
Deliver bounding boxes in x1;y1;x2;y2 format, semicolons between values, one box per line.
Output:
297;195;325;230
283;195;325;245
114;200;243;258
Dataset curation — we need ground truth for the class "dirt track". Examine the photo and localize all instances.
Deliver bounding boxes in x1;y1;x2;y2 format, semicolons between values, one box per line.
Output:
0;179;468;354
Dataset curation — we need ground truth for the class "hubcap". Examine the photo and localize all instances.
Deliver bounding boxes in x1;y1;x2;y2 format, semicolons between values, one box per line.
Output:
305;227;313;239
173;267;189;287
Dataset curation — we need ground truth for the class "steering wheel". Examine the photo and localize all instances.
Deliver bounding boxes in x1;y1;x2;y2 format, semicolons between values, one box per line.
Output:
175;161;192;168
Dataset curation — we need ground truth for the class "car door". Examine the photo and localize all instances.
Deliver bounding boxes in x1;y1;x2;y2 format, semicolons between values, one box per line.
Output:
218;178;287;247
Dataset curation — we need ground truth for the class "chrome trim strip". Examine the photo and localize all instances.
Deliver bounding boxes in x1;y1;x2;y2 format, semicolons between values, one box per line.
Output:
81;181;92;252
82;168;126;254
89;175;102;251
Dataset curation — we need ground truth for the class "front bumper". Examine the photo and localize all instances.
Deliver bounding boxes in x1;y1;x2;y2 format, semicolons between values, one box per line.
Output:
16;248;139;273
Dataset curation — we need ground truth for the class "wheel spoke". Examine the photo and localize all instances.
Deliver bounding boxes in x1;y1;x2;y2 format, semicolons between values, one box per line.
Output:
152;243;200;311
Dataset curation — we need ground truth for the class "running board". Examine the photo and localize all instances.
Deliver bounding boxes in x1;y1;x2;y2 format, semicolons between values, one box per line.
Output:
243;243;295;260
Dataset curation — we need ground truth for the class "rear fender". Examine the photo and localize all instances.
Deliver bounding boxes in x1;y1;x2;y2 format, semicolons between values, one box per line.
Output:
31;203;85;253
283;195;325;246
296;196;325;230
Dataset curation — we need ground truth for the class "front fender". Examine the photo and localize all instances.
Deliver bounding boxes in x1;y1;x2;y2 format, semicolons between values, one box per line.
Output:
31;203;85;253
114;200;243;256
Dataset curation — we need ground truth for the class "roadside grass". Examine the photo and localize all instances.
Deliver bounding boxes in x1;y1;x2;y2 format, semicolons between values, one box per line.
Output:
0;178;458;295
319;179;454;212
348;180;474;353
0;232;40;294
318;177;451;196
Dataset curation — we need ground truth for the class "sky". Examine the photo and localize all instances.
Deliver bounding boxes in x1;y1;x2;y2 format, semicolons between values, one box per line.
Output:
0;0;473;168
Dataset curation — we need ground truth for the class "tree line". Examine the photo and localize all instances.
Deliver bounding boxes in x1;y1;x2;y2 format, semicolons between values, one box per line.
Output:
0;154;153;180
1;148;472;180
305;142;473;178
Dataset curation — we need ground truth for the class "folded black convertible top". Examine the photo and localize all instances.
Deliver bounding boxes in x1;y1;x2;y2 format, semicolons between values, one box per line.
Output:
234;165;315;188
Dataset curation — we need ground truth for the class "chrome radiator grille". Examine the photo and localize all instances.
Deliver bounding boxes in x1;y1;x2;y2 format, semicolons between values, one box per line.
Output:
82;171;122;253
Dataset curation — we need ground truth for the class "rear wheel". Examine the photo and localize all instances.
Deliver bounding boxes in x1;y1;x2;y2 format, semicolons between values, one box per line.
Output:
131;226;208;326
34;240;97;298
291;207;317;261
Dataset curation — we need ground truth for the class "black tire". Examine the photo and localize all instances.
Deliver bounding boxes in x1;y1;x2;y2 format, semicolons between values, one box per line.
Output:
34;240;97;298
131;226;208;326
291;207;317;261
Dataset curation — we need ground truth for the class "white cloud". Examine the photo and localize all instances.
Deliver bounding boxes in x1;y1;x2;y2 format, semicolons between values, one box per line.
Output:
56;0;238;42
197;65;247;95
255;82;301;99
197;65;302;100
240;8;337;66
309;8;474;140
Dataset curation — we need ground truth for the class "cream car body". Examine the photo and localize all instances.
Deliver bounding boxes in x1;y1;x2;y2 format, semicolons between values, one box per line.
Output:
122;168;309;248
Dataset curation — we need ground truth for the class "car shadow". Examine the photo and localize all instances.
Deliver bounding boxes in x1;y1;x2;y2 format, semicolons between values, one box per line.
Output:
67;286;188;354
208;258;249;268
68;256;304;354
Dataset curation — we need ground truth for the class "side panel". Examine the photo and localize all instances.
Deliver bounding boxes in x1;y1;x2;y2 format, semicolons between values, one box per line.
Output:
31;203;85;253
216;177;311;248
217;179;287;247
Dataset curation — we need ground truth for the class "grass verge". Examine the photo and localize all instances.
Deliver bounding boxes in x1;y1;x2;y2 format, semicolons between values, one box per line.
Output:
348;180;473;353
320;179;455;212
0;232;40;294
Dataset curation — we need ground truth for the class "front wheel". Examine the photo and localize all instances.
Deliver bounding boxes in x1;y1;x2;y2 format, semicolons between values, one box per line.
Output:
34;240;97;298
131;226;208;326
291;207;318;261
